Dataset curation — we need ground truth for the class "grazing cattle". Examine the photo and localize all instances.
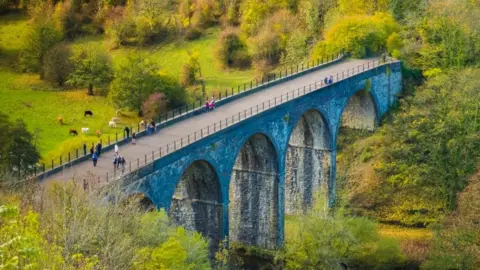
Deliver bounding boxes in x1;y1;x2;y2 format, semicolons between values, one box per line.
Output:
111;117;121;123
139;120;145;127
116;109;123;116
81;127;90;134
84;110;93;117
69;129;78;136
57;117;63;125
108;121;117;128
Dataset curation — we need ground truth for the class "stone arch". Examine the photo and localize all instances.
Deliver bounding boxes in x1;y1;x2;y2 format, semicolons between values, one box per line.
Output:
285;109;332;215
229;133;279;249
169;160;222;243
124;193;155;212
341;89;378;131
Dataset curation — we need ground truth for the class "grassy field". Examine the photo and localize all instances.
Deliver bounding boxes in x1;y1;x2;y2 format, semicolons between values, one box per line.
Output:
0;13;255;163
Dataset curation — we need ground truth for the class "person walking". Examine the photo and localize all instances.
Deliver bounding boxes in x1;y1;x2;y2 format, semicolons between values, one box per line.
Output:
83;143;87;156
96;142;102;157
90;146;94;156
124;126;130;139
113;155;118;170
132;132;136;144
328;75;333;84
114;144;119;156
151;121;156;133
324;77;328;85
92;152;98;167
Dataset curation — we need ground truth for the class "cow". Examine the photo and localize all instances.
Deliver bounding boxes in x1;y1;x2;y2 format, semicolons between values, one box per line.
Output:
108;121;117;128
81;127;90;134
111;117;121;123
69;129;78;136
84;110;93;117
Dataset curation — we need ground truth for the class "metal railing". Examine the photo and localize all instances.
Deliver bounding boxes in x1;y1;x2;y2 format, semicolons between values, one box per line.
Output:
92;57;398;188
29;52;345;179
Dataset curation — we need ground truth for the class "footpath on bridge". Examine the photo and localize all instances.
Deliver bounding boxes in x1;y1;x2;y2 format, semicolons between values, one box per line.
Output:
40;58;376;188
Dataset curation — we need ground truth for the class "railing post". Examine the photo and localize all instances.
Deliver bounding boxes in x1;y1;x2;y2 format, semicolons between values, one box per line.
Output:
60;156;62;166
145;154;147;164
42;163;45;173
181;137;183;147
188;134;190;144
152;151;154;160
250;81;252;89
116;133;118;142
129;161;131;172
137;158;139;168
108;135;110;145
51;159;54;169
174;141;177;150
76;149;78;159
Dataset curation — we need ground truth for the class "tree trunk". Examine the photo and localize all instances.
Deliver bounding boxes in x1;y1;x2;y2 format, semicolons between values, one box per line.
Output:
88;83;93;96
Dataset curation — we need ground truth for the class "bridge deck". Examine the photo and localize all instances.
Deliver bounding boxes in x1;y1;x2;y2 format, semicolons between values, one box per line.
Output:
41;58;377;187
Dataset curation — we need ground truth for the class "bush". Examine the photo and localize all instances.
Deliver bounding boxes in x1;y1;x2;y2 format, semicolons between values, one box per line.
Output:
184;27;202;40
42;43;73;86
216;28;251;69
249;9;299;72
279;193;406;269
142;93;168;121
311;13;398;60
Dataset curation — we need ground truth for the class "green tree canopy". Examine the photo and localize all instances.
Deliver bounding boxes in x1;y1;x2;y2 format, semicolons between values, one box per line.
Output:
0;113;40;177
109;54;185;115
67;46;113;95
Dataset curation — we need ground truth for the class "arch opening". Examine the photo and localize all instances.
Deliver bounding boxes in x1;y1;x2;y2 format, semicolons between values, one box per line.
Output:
341;90;377;131
169;160;222;245
124;193;155;212
286;110;331;215
229;134;279;249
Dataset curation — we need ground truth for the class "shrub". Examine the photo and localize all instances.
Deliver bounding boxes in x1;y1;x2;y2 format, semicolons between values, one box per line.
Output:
280;193;406;269
184;27;202;40
310;13;398;60
142;93;168;121
42;43;73;86
249;9;299;72
216;28;251;69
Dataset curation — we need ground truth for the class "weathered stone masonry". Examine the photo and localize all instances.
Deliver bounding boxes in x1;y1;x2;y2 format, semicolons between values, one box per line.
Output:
124;62;402;249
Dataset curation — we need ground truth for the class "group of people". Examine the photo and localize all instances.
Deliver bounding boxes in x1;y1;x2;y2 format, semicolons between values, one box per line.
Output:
146;121;156;135
123;126;137;144
203;98;216;112
324;76;334;85
113;144;126;172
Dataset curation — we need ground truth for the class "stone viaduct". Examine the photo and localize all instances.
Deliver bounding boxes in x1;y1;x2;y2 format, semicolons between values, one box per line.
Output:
119;59;403;250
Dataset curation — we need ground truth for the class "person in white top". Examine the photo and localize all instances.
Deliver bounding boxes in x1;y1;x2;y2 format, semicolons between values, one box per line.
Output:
114;144;119;156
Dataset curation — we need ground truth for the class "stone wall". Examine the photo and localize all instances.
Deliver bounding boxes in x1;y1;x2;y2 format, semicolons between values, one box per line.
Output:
341;90;377;131
169;160;222;245
285;110;331;214
229;134;279;249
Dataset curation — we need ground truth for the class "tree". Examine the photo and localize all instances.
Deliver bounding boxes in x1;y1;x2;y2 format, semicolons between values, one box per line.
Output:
43;43;73;86
68;46;113;95
279;193;405;269
0;113;40;177
216;28;251;69
109;54;185;115
19;22;63;74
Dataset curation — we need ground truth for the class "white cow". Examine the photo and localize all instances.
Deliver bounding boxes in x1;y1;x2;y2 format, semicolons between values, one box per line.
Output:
109;121;117;128
139;120;145;127
81;127;90;134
